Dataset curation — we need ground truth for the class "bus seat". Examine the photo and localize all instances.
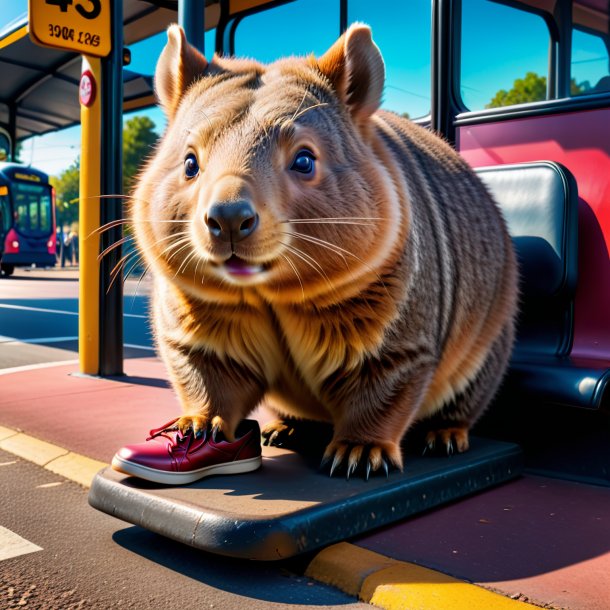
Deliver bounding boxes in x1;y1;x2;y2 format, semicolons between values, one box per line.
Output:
475;162;609;409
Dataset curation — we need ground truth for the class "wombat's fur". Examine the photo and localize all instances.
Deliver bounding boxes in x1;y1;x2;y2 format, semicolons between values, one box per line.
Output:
131;24;518;477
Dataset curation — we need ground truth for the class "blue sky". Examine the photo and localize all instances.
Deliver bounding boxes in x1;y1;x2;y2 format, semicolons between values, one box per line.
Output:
2;0;609;176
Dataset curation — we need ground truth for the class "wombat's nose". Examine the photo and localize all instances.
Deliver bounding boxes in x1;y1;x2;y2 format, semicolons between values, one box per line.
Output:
205;201;259;243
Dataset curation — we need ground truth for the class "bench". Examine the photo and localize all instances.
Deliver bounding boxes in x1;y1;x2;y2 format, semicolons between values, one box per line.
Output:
476;161;610;409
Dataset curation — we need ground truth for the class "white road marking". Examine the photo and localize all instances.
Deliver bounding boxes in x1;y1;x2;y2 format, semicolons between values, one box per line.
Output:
0;526;43;561
0;335;78;345
124;343;155;352
0;302;147;319
0;360;79;376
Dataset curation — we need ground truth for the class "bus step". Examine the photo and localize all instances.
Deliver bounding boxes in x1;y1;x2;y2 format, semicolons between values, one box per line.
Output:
88;436;522;560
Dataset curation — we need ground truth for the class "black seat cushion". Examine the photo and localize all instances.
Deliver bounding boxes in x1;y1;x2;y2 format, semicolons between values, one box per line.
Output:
476;162;578;358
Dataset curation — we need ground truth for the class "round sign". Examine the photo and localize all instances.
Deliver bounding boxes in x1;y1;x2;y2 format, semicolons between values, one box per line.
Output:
79;71;96;107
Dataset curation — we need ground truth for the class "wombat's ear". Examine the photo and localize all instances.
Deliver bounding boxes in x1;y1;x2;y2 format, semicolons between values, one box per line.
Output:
317;24;384;119
155;24;208;119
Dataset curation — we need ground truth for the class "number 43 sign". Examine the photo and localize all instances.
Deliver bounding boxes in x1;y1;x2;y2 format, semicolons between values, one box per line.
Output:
29;0;111;57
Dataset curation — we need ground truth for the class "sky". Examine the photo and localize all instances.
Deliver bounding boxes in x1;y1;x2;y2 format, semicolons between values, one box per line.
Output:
2;0;609;177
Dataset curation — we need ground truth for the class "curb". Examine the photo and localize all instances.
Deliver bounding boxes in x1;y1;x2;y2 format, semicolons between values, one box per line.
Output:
0;425;105;488
0;424;539;609
305;542;541;610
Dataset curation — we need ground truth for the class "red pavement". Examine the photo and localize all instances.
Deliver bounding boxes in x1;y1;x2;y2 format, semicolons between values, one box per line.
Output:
2;356;609;609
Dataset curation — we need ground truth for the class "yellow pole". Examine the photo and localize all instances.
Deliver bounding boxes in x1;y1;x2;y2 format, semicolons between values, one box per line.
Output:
79;55;101;375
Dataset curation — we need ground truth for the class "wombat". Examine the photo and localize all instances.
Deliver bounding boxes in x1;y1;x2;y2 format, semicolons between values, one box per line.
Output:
131;23;518;478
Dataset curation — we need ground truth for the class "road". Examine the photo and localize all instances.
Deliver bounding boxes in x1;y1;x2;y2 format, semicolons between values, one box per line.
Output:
0;266;154;370
0;266;370;609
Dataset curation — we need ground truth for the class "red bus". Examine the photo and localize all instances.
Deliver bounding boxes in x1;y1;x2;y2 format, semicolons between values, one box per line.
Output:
0;162;56;276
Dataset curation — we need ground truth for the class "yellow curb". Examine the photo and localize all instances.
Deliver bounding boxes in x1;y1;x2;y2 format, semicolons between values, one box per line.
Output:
46;452;107;488
0;433;68;466
0;425;19;441
305;542;399;597
306;543;539;610
0;426;105;488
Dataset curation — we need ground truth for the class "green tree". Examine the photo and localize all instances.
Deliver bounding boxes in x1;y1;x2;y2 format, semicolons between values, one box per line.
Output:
487;71;587;108
51;158;80;229
122;115;159;192
487;71;548;108
49;114;159;228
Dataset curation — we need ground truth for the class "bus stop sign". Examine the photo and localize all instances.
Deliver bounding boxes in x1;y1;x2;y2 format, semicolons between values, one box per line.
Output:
28;0;111;57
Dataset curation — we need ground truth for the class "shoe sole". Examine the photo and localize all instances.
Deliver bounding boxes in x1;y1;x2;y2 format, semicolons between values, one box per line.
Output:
111;454;262;485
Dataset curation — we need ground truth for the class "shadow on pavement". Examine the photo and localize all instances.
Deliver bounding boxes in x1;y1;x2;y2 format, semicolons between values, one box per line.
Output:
112;526;355;606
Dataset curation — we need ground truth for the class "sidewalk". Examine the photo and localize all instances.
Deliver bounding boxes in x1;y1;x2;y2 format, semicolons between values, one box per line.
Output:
1;356;609;610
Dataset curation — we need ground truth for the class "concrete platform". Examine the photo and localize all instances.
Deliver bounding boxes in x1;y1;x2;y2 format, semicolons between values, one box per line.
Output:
88;437;522;560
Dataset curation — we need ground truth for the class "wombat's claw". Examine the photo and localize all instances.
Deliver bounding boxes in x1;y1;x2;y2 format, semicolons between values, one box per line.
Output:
424;427;469;456
323;441;401;479
261;420;293;447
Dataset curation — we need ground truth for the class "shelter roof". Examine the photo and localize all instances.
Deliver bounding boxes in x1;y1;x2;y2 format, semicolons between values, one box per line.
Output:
0;0;180;141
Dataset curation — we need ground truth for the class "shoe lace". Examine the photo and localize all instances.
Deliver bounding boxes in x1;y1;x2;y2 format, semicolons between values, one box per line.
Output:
146;418;181;442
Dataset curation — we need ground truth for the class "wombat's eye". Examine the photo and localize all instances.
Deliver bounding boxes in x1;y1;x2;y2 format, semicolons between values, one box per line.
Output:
184;153;199;179
290;150;316;177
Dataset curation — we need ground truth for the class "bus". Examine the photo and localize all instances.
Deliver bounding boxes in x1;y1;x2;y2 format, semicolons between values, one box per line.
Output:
0;162;56;276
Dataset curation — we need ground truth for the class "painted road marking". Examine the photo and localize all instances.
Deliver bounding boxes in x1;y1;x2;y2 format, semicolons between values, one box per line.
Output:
306;542;540;610
0;335;78;345
0;426;106;488
0;335;154;350
0;360;80;376
0;303;147;319
0;526;43;561
124;343;155;351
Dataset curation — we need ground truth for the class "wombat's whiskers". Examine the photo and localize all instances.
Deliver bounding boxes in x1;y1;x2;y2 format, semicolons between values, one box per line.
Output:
278;252;305;302
280;241;335;295
283;217;381;226
286;229;388;295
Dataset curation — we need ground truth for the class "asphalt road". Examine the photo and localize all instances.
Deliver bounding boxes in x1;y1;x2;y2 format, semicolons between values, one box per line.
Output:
0;266;370;609
0;266;154;370
0;449;369;609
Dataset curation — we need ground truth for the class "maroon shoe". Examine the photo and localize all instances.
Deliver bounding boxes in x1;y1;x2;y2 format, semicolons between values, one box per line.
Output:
111;419;262;485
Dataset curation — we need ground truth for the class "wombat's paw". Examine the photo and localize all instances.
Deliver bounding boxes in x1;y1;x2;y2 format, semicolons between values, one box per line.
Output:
423;426;470;456
321;440;403;480
261;419;295;447
177;415;208;437
176;415;234;441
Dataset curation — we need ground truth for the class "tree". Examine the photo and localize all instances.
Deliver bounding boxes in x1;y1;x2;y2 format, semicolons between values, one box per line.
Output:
487;71;548;108
487;71;587;108
51;158;80;229
49;114;159;229
122;115;159;192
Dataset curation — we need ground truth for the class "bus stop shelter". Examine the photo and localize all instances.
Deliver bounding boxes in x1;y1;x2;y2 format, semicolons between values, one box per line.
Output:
0;0;523;561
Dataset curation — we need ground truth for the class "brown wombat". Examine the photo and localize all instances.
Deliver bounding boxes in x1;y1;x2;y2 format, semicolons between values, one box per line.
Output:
131;24;518;478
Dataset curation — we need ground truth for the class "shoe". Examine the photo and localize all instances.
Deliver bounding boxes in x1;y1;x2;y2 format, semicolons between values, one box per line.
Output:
111;418;262;485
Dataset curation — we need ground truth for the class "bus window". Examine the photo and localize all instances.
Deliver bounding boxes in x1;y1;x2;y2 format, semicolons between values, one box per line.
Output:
233;0;340;62
571;28;610;95
460;0;551;111
347;0;431;120
13;182;52;235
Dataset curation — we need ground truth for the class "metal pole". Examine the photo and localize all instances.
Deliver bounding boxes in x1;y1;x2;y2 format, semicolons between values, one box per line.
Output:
79;56;102;375
8;104;16;161
178;0;205;54
99;0;124;376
